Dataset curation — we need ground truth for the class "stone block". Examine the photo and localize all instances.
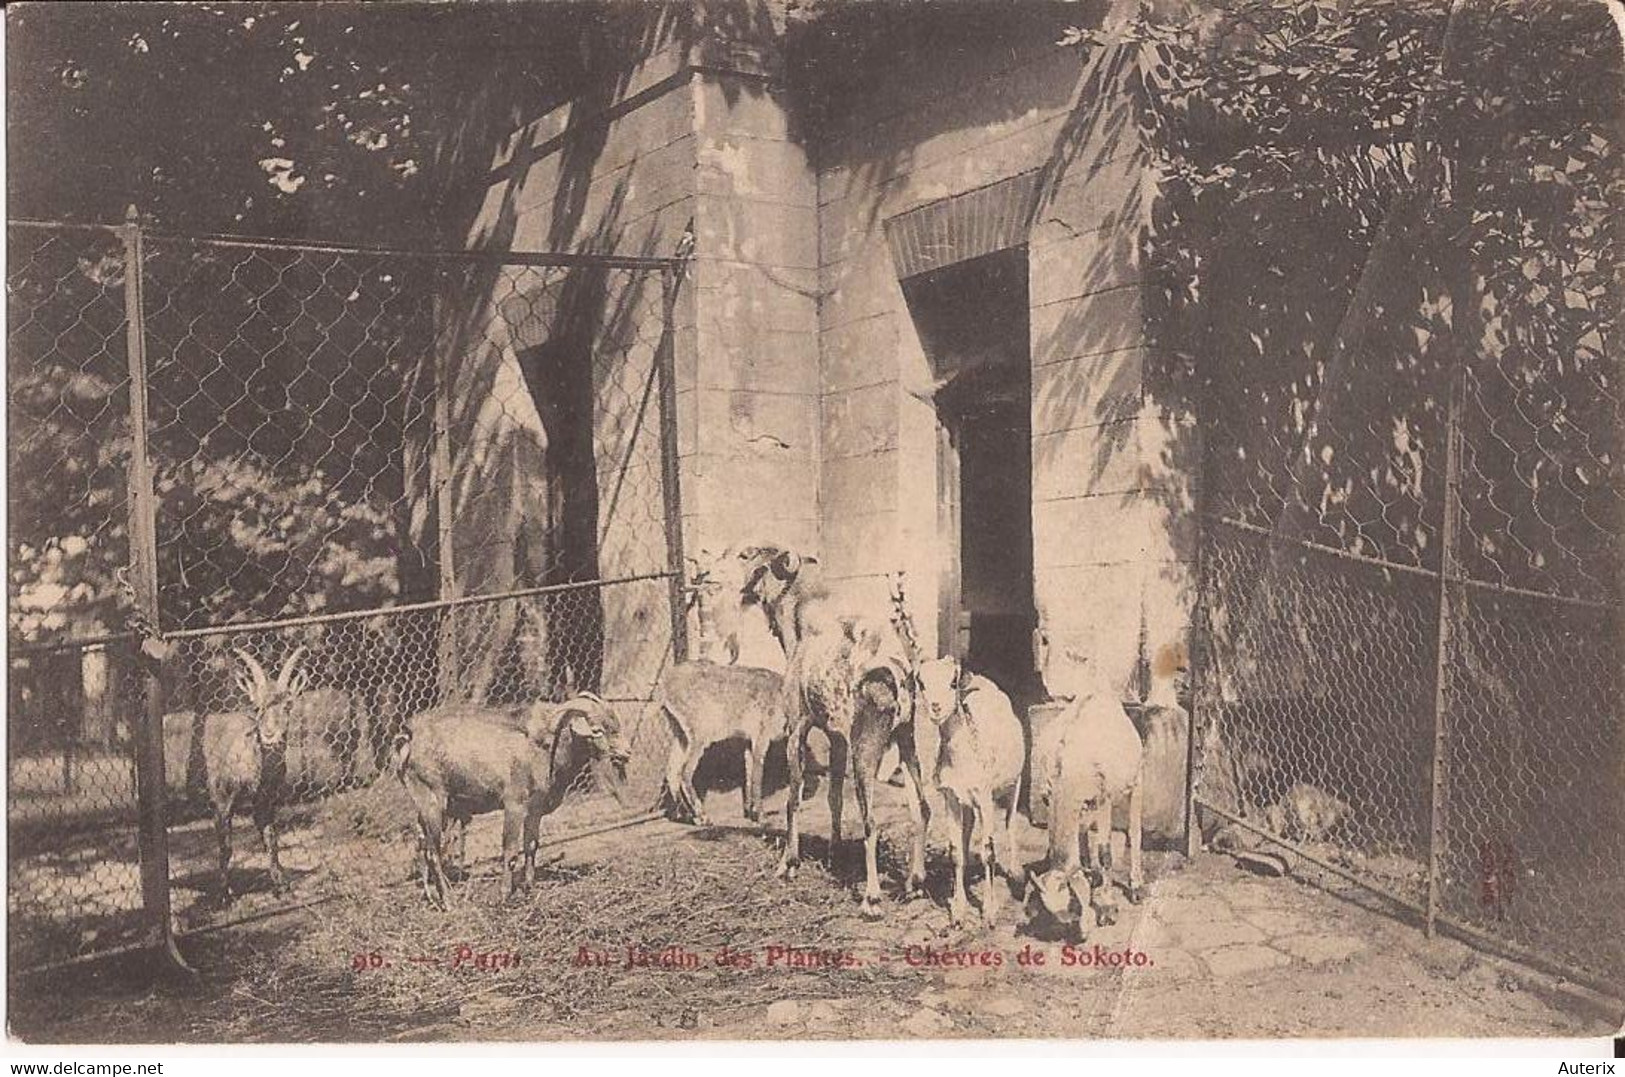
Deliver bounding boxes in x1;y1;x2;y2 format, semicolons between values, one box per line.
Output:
1199;943;1291;980
694;259;820;336
821;314;901;394
822;381;899;459
1031;283;1146;370
823;510;899;579
696;194;818;269
822;450;900;520
1028;227;1141;308
821;247;907;331
691;388;819;460
695;76;796;142
1033;492;1196;569
1031;419;1143;503
698;134;815;207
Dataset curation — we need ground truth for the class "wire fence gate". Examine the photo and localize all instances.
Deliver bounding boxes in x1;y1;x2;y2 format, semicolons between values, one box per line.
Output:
1187;286;1624;996
8;214;691;973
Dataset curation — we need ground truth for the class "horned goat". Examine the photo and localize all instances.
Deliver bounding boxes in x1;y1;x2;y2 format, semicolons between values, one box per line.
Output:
393;693;629;906
727;543;932;918
202;646;310;901
915;655;1025;925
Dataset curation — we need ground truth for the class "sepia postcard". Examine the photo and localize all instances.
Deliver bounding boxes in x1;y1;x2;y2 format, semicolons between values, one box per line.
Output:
4;0;1623;1051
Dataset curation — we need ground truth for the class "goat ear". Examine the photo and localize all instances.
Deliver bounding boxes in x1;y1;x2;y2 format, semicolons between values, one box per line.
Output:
565;708;598;740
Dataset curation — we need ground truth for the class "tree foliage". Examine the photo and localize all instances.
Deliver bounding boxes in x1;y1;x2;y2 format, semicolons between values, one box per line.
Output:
1069;0;1621;594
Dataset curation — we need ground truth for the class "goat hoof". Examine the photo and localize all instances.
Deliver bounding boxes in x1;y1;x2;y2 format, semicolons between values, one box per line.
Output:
1126;885;1147;905
860;894;885;920
776;858;799;882
1095;903;1120;927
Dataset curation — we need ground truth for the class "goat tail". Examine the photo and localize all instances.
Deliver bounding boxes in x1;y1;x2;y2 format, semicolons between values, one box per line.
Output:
658;699;692;750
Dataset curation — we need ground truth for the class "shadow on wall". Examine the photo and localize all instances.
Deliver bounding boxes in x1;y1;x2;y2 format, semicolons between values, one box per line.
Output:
402;7;692;706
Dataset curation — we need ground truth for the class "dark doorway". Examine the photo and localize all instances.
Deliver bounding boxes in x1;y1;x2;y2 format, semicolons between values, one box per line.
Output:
900;248;1040;709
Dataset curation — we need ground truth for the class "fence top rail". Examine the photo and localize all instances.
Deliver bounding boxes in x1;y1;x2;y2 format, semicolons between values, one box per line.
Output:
1208;513;1621;613
160;569;679;641
8;217;683;270
7;217;123;237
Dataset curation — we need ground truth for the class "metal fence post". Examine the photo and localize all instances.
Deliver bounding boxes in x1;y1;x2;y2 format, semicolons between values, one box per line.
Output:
1426;357;1467;938
120;206;189;972
658;257;690;664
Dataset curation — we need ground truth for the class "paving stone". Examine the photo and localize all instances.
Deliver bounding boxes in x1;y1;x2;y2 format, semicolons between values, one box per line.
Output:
1273;933;1368;965
1232;907;1323;935
1148;894;1221;925
1223;882;1287;909
764;999;802;1026
1199;943;1292;979
901;1006;959;1037
1179;916;1267;948
982;996;1026;1017
1140;946;1203;980
803;999;847;1032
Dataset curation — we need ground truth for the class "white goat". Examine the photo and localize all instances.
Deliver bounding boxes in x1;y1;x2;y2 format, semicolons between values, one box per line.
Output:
915;656;1025;925
727;543;932;918
1024;647;1146;941
202;646;309;901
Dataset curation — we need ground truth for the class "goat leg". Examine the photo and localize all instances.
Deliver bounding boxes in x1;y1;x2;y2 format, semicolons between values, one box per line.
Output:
894;724;931;899
851;729;887;919
502;801;526;899
1125;778;1146;905
825;730;848;849
214;809;234;904
945;792;972;926
776;723;808;881
1088;804;1120;926
252;796;289;895
978;798;1003;923
742;741;765;825
522;801;543;890
416;820;438;906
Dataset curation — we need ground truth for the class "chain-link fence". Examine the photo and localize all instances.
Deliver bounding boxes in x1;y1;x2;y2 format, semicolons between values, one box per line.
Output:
8;217;689;972
1189;284;1624;996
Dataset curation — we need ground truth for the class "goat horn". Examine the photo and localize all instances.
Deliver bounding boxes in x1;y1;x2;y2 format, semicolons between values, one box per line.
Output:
277;645;309;692
232;647;269;701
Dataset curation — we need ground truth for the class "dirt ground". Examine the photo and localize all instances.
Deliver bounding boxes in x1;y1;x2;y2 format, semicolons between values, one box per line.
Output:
7;764;1621;1043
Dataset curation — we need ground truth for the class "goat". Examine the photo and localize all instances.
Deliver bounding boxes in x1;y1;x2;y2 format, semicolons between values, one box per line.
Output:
727;543;932;918
658;660;788;827
1023;647;1146;941
393;693;630;906
915;656;1025;925
202;646;309;901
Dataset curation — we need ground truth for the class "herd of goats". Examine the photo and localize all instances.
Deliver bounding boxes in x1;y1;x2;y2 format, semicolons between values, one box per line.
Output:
203;542;1161;942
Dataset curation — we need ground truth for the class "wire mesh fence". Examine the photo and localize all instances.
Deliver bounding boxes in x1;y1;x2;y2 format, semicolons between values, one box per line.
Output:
1189;285;1624;995
7;217;688;972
